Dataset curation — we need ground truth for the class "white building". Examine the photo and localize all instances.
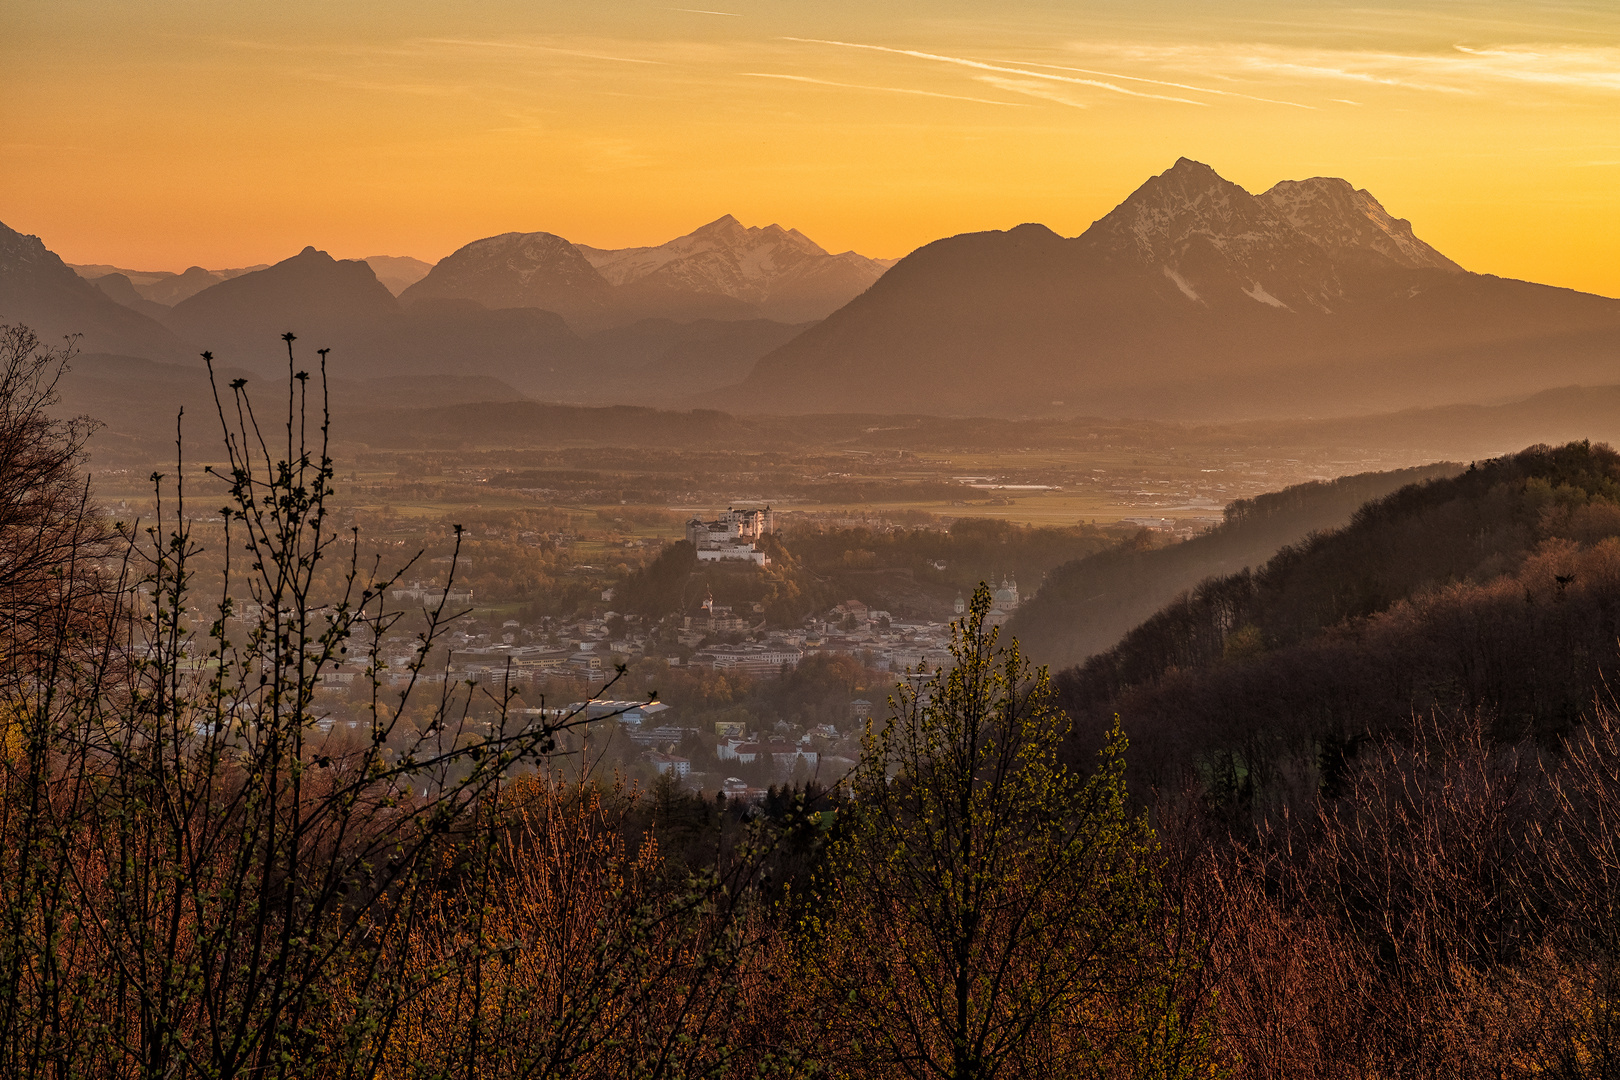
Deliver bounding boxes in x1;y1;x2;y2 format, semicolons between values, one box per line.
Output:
645;751;690;778
686;506;774;565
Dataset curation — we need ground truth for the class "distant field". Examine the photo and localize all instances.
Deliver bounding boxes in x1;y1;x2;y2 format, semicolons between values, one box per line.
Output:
94;439;1433;535
73;360;1492;540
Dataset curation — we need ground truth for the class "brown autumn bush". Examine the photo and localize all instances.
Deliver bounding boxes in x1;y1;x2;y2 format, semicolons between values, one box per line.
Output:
1188;705;1620;1080
377;773;765;1080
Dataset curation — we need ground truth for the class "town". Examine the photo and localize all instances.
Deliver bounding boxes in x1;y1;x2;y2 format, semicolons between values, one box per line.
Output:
206;504;1053;800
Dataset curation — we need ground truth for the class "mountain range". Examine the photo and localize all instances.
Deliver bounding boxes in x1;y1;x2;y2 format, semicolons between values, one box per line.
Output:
70;256;430;304
1;215;886;399
724;158;1620;418
400;215;892;331
6;159;1620;423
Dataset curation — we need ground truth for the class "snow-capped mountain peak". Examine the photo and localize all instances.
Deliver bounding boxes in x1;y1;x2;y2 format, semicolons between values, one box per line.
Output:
398;230;610;321
447;232;609;292
1079;158;1463;311
579;215;833;289
1261;177;1461;272
577;216;890;322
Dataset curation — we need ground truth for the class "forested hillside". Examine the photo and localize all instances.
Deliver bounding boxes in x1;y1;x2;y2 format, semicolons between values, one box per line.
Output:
1009;462;1460;668
1056;441;1620;789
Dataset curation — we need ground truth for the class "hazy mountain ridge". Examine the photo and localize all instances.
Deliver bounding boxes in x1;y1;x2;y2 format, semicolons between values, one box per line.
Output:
154;247;612;396
64;214;888;333
69;262;270;306
38;242;797;402
362;255;432;295
71;256;427;301
89;273;175;322
400;216;890;331
164;245;401;369
0;221;191;359
15;161;1620;425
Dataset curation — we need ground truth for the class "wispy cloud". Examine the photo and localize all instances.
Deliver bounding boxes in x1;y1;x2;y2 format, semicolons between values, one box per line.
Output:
783;38;1210;106
972;75;1088;108
975;58;1315;108
1229;56;1469;93
218;37;423;59
1451;45;1620;93
742;72;1029;107
1070;40;1620;101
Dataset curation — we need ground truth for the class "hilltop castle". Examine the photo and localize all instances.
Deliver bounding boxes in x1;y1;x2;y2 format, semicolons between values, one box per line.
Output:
686;506;774;565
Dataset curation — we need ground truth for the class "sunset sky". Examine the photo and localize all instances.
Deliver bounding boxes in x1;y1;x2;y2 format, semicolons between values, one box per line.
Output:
4;1;1618;296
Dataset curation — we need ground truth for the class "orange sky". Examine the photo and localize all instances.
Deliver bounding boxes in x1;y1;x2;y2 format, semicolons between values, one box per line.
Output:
4;1;1619;295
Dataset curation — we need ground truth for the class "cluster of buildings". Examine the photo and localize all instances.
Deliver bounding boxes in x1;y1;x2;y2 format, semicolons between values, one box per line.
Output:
682;582;1026;676
685;507;774;565
261;504;1040;798
543;695;852;802
387;581;475;606
392;580;1028;689
941;576;1026;627
1118;516;1224;539
617;703;859;801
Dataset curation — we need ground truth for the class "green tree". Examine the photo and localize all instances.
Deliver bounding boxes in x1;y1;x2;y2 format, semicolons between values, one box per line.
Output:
805;583;1161;1080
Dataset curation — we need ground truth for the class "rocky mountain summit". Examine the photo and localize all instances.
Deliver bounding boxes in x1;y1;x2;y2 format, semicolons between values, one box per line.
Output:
1079;157;1461;312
